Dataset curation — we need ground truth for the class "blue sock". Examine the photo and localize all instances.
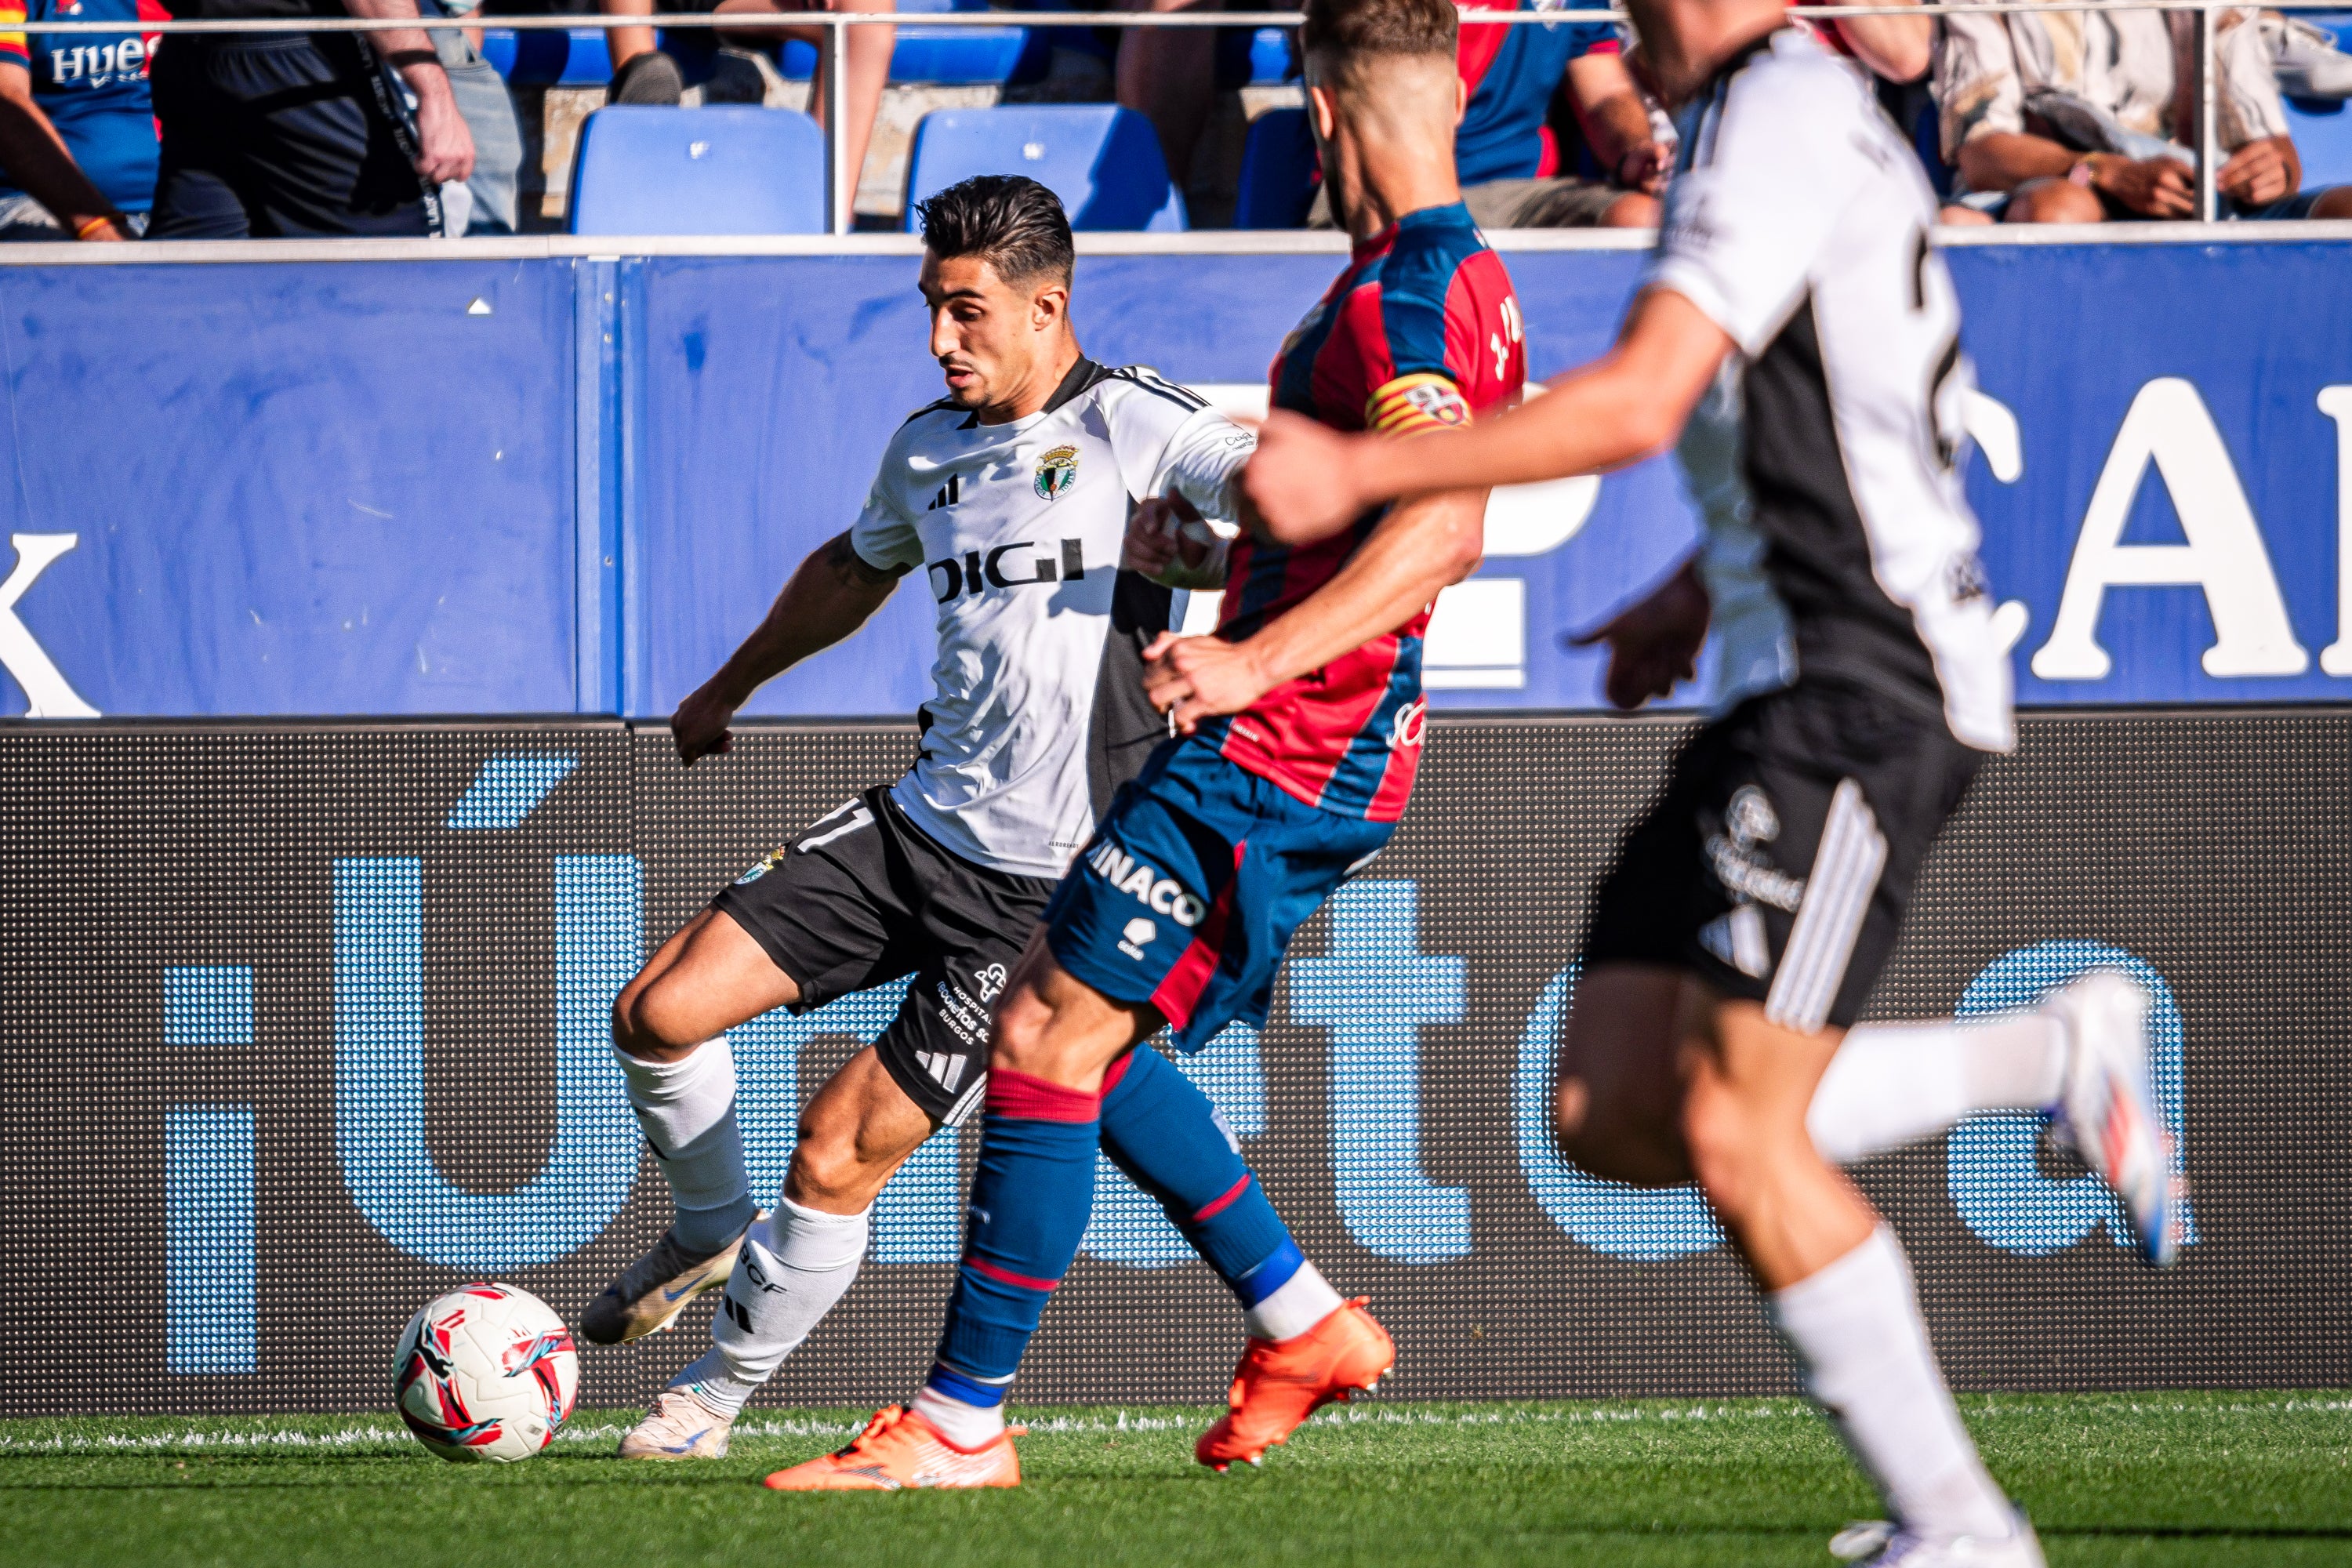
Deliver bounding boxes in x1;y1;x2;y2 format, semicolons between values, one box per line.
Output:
1098;1047;1303;1307
928;1067;1102;1399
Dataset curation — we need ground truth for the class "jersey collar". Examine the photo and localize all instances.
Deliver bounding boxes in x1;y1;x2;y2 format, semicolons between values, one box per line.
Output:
1351;200;1475;259
964;355;1112;429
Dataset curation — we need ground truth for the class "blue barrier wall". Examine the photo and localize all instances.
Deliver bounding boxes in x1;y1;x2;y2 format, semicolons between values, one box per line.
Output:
1;238;2346;718
0;260;579;717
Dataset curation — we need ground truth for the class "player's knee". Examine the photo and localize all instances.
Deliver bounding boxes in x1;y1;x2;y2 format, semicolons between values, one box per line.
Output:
611;973;702;1061
984;983;1058;1076
1677;1078;1769;1214
784;1127;869;1209
1554;1074;1690;1185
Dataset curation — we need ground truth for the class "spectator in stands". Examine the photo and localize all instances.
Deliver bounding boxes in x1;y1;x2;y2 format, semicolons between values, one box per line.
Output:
147;0;476;237
1801;2;1933;85
2266;9;2352;100
1111;0;1263;196
0;0;158;239
1459;7;1661;228
1935;2;2352;221
1305;2;1657;229
429;0;524;231
597;0;892;194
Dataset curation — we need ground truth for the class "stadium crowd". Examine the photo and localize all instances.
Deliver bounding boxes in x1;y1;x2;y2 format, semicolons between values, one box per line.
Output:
0;0;2345;236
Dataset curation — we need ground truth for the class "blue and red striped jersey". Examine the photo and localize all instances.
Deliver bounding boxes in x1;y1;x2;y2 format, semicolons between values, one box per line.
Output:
1455;0;1619;187
0;0;165;213
1204;201;1525;823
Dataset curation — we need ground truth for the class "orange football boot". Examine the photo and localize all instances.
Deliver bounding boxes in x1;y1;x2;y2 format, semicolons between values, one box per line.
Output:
762;1405;1022;1491
1196;1298;1394;1472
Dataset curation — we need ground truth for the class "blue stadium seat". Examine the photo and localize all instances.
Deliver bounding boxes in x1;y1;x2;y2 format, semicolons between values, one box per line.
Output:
1234;107;1317;228
480;27;613;88
2285;96;2352;191
568;105;826;235
902;104;1187;230
776;0;1028;87
1247;27;1293;85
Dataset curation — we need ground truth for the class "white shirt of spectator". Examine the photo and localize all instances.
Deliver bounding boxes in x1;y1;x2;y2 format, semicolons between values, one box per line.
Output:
1934;3;2288;187
1645;27;2016;753
850;363;1254;877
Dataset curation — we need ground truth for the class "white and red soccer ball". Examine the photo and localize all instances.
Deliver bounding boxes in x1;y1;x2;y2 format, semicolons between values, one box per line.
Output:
393;1283;579;1462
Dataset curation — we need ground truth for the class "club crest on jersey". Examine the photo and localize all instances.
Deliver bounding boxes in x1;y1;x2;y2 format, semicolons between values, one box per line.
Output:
733;847;789;885
1034;445;1080;501
1084;840;1206;927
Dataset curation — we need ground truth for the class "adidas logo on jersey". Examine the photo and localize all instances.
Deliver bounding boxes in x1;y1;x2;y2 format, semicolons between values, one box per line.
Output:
928;540;1087;603
927;474;964;511
916;1051;969;1091
1083;840;1207;927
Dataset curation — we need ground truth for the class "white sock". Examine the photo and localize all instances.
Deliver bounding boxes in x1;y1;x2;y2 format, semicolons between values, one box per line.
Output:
1769;1228;2016;1541
612;1040;756;1252
912;1384;1006;1447
1808;1014;2067;1165
681;1197;870;1413
1243;1259;1346;1342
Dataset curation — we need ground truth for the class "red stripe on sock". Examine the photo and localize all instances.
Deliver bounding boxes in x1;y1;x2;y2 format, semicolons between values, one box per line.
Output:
985;1067;1100;1124
1193;1174;1252;1223
964;1256;1059;1293
1149;840;1247;1028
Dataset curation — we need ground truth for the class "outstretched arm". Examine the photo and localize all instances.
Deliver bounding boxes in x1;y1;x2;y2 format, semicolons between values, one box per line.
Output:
1142;487;1486;734
1240;289;1733;545
672;532;906;764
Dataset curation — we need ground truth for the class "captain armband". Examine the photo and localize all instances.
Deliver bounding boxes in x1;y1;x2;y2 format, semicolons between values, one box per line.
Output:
1363;373;1473;438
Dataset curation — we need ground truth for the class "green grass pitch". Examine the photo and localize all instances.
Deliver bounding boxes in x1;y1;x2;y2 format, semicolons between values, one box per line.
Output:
3;1393;2348;1568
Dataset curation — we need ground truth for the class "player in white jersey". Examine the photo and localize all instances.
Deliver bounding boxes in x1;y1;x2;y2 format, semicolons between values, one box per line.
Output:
590;176;1359;1462
1243;7;2185;1563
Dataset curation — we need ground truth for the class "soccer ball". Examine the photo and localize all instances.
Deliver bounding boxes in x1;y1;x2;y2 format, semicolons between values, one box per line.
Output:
393;1283;579;1462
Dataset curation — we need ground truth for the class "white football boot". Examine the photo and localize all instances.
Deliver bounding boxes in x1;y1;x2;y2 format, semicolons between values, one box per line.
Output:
579;1217;759;1345
618;1385;736;1461
2039;970;2187;1266
1831;1512;2046;1567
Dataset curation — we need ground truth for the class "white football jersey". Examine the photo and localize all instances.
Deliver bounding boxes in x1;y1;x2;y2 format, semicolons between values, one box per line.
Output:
850;359;1256;877
1646;27;2015;753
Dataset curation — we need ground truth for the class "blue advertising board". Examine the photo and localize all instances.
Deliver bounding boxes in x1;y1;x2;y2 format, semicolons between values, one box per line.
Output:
0;259;579;717
0;237;2345;718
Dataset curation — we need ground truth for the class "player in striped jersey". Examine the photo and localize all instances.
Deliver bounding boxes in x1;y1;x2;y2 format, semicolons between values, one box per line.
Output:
763;0;1517;1490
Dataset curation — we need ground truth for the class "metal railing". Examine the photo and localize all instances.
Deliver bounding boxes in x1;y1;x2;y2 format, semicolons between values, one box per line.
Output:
23;0;2350;234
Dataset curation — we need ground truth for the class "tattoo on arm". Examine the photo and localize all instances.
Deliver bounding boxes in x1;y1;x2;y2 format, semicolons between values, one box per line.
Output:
823;532;909;590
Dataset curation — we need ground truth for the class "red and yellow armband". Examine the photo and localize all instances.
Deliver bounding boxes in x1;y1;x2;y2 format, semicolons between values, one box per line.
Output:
1364;372;1472;437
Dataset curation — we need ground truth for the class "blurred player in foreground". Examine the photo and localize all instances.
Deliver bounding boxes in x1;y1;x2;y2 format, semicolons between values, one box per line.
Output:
764;0;1520;1491
1240;0;2185;1559
591;175;1357;1465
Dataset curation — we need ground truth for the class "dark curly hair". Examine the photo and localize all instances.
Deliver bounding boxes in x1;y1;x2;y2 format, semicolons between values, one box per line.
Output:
915;174;1076;287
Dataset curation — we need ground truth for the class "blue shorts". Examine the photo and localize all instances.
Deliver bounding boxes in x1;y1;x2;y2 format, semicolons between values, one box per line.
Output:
1045;739;1393;1054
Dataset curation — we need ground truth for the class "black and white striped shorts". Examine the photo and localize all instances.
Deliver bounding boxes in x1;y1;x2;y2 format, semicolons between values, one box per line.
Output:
1580;680;1985;1033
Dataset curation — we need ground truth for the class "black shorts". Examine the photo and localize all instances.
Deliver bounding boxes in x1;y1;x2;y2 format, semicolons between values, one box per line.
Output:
710;785;1053;1124
1582;680;1984;1033
149;34;434;240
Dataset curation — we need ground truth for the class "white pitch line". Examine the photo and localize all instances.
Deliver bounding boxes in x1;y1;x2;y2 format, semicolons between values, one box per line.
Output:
5;1396;2347;1455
